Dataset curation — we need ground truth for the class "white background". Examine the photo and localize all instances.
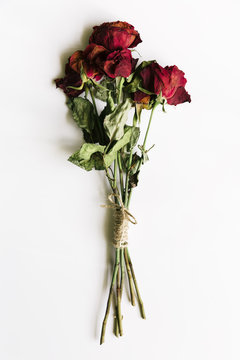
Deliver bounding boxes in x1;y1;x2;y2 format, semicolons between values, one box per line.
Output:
0;0;240;359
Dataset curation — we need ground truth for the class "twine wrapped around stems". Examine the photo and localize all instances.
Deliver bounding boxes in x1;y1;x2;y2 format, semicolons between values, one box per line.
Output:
102;194;137;248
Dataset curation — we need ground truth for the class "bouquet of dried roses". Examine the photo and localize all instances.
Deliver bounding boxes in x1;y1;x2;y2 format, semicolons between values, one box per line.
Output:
55;21;191;344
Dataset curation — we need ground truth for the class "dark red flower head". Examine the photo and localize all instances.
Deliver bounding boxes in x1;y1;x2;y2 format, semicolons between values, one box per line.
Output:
139;62;191;106
101;49;137;78
69;44;107;80
55;63;83;97
89;21;142;51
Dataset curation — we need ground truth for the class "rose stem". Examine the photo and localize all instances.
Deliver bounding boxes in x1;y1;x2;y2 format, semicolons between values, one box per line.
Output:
117;151;124;199
116;256;123;336
124;108;137;206
100;248;120;345
88;84;104;144
113;291;119;337
114;159;117;189
126;248;146;319
143;102;157;149
127;103;158;209
114;306;119;337
117;76;125;104
116;77;125;200
120;108;138;306
124;247;135;306
120;248;125;298
122;106;159;317
113;124;124;337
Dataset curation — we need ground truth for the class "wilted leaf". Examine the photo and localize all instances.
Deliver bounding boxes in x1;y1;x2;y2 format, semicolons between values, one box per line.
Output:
130;153;141;173
93;78;116;102
104;128;133;167
103;98;132;141
67;97;95;134
68;143;105;171
125;125;140;151
129;171;139;188
124;75;141;93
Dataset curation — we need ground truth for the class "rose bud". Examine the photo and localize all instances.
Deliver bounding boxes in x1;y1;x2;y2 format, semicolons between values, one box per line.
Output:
101;49;138;79
89;21;142;51
55;63;83;97
140;62;191;106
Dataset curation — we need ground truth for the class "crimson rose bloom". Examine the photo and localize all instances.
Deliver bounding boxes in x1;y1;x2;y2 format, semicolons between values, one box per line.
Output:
89;21;142;51
69;44;107;80
139;62;191;106
55;63;83;97
101;49;138;78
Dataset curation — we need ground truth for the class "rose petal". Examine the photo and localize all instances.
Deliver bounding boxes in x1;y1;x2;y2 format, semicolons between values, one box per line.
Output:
102;49;136;78
55;64;83;97
167;86;191;105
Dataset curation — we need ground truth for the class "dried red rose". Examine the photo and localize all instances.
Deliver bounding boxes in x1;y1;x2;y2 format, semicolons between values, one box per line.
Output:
89;21;142;51
101;49;138;78
69;44;107;80
140;62;191;106
55;63;83;97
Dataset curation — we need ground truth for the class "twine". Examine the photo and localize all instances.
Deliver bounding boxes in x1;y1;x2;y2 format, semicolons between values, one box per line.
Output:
101;194;137;248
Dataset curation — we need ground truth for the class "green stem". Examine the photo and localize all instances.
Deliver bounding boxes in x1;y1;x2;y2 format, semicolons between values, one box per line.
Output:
142;103;157;150
114;160;117;189
113;291;119;337
104;167;115;193
116;255;123;336
117;77;125;105
88;84;98;114
124;247;135;306
127;104;158;207
120;248;125;298
100;249;120;345
88;85;104;144
124;108;138;207
91;79;110;92
126;248;146;319
117;151;124;199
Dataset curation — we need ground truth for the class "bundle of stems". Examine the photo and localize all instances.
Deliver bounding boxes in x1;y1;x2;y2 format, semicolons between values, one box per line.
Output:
98;80;157;344
55;20;191;346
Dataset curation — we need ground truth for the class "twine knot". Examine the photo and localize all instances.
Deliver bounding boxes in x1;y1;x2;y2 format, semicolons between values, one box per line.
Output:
101;194;137;248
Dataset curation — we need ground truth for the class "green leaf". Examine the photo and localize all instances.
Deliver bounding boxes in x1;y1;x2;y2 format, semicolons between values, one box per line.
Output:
124;75;141;93
93;78;116;102
68;143;105;171
124;60;155;93
122;152;141;174
103;98;132;141
67;97;95;134
126;72;135;83
136;60;155;71
137;144;155;164
104;128;133;167
125;125;140;151
99;94;115;123
138;86;156;95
